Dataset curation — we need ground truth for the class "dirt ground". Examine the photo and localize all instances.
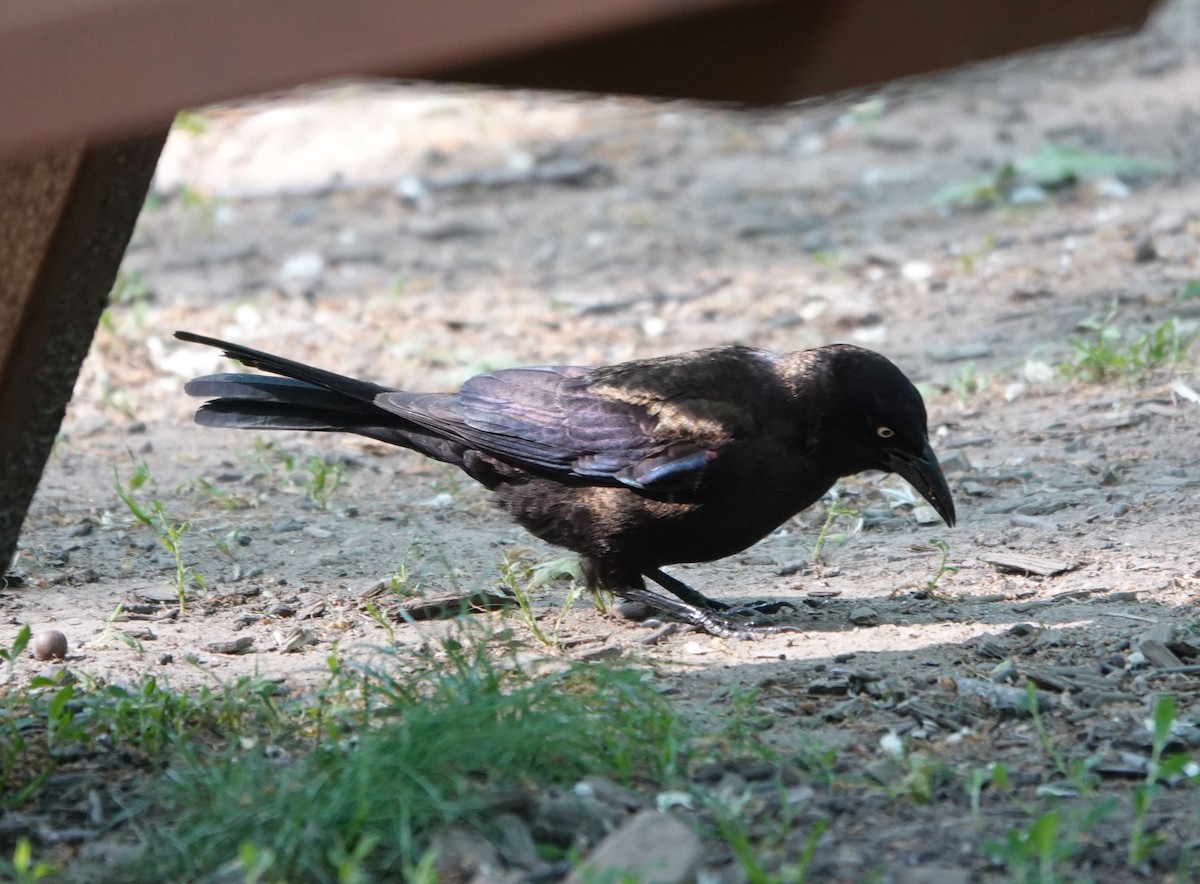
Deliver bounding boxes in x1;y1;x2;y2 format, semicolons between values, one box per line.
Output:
6;0;1200;880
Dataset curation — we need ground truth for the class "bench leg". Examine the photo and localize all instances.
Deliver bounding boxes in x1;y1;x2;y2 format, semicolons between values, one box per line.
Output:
0;131;166;573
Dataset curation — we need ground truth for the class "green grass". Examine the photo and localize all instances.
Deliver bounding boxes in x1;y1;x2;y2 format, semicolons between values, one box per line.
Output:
5;609;1198;882
118;638;686;882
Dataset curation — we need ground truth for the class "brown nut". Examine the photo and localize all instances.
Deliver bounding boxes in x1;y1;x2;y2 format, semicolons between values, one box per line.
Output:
33;629;68;661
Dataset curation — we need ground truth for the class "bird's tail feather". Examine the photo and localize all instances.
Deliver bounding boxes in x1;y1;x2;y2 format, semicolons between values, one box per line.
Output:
177;331;471;466
174;331;393;403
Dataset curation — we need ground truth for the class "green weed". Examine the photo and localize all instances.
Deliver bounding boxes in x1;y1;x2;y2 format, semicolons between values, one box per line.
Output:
1061;303;1199;382
1;838;55;883
935;143;1171;209
496;548;552;645
1129;695;1192;867
385;542;425;597
919;538;958;598
114;462;206;612
809;490;862;563
302;455;344;510
949;361;986;404
983;803;1116;884
1022;684;1098;795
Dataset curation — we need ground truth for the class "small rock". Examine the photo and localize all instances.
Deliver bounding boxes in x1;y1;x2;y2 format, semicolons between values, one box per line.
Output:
1008;183;1047;204
912;505;941;525
863;243;905;267
1094;176;1131;200
565;810;701;884
574;645;623;662
278;251;325;282
849;607;879;627
937;450;972;474
533;792;621;848
429;826;503;882
272;518;304;534
1133;238;1158;263
777;560;811;577
575;778;645;812
303;526;332;540
901;260;934;282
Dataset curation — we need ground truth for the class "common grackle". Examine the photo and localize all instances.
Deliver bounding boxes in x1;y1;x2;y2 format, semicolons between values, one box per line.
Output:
175;331;955;637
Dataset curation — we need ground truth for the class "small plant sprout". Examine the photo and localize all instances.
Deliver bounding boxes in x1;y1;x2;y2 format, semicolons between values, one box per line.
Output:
496;549;589;645
495;548;551;645
87;604;144;654
529;556;586;635
114;462;206;612
7;838;55;883
364;602;397;645
1;625;31;687
387;542;424;597
919;538;958;598
810;487;863;563
949;361;987;405
302;454;344;510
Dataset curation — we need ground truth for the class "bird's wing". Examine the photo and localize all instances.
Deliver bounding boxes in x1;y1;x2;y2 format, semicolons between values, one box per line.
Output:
374;364;741;492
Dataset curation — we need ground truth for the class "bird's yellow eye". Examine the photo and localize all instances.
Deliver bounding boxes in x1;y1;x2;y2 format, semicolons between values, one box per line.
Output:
876;426;895;439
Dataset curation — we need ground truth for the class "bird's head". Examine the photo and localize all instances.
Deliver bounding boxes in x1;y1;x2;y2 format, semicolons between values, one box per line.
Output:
787;345;956;527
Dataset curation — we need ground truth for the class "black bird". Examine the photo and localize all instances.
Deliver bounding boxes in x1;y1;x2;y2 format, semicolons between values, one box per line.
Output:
175;331;955;637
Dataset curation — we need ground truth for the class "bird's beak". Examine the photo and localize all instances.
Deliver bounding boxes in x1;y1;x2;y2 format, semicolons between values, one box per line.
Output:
883;442;956;527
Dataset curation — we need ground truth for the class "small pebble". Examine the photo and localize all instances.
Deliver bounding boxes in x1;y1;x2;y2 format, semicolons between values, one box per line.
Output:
849;607;879;627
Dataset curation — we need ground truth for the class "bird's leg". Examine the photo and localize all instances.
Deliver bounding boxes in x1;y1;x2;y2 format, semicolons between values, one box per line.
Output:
643;568;729;610
644;568;796;617
617;585;797;640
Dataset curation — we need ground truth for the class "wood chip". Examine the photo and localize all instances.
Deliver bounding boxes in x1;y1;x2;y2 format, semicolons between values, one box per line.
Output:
203;636;254;655
396;590;516;621
981;552;1078;577
1138;639;1184;669
954;677;1058;713
277;627;317;653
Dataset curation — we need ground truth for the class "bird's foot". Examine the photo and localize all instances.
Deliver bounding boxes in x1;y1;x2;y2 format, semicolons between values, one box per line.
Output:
618;587;798;640
687;610;799;640
642;567;795;621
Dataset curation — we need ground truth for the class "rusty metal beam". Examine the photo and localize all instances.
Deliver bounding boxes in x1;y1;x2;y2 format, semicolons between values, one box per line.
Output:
0;133;166;570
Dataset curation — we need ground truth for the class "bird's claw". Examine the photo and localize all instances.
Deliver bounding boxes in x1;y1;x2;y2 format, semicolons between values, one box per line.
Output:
724;599;797;617
689;610;800;640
